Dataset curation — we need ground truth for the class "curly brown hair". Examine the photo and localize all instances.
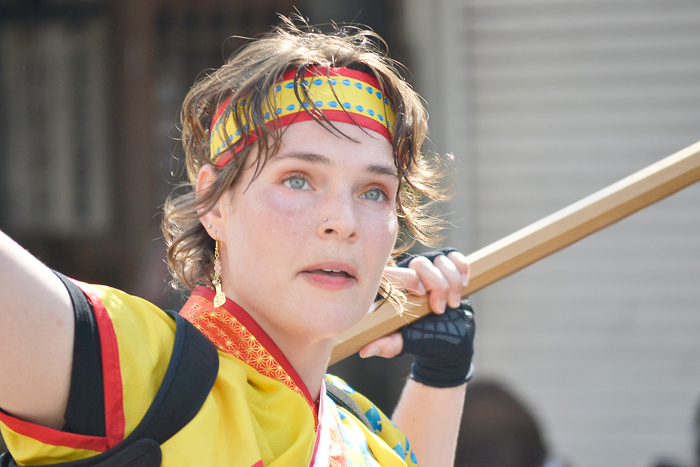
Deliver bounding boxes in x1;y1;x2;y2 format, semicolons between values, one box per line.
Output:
163;17;453;304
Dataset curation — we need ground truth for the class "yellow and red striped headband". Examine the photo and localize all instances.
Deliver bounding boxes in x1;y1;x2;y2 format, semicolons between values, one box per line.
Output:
209;66;396;166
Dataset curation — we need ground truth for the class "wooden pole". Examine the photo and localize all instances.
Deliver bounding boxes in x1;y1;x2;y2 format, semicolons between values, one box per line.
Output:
329;140;700;364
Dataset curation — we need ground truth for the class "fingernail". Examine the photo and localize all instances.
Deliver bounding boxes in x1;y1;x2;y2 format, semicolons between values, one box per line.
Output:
417;283;427;295
439;300;447;313
462;274;469;287
452;294;462;307
363;347;379;358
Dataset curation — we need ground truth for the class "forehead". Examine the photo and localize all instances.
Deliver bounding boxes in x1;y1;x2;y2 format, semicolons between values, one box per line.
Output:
272;120;396;168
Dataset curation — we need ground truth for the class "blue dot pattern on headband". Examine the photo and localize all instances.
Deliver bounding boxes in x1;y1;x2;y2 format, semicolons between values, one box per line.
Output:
210;68;396;163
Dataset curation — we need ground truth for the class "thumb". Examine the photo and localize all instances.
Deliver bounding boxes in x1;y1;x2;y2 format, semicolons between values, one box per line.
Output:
358;332;404;359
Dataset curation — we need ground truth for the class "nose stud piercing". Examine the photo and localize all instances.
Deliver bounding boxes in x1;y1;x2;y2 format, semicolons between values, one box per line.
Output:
323;218;328;222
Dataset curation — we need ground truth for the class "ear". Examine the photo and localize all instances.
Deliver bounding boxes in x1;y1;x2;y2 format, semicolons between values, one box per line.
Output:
196;164;223;240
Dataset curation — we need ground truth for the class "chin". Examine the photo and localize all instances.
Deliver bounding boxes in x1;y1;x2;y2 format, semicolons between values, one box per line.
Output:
299;302;370;340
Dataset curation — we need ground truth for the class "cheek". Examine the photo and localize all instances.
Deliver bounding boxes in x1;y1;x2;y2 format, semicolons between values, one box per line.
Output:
387;213;399;240
240;189;317;246
363;210;399;255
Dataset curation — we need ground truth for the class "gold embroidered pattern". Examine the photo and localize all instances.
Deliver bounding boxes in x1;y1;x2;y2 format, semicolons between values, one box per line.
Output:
181;294;309;405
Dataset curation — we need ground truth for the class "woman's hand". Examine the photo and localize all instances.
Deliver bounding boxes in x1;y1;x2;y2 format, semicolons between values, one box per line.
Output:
360;249;474;467
359;249;470;359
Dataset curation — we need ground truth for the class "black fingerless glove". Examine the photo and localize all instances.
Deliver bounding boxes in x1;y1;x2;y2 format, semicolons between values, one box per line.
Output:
396;247;459;269
401;298;475;387
395;248;475;388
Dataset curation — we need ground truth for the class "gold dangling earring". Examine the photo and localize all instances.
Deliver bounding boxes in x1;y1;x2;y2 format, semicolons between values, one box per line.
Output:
213;240;226;308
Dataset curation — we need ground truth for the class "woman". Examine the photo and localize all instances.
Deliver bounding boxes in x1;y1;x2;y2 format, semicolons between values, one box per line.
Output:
0;20;474;467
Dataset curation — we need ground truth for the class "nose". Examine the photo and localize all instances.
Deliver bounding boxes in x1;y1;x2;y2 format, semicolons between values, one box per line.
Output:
318;192;358;241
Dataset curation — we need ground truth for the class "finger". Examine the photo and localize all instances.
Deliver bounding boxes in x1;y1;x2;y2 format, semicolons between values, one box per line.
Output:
359;332;404;359
433;255;464;308
408;256;450;314
383;267;426;296
446;251;470;287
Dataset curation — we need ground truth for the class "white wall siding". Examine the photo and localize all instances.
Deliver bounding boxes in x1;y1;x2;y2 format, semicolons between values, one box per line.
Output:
404;1;700;466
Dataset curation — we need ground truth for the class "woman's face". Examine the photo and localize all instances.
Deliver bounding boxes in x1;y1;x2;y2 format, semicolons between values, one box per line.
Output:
211;120;399;343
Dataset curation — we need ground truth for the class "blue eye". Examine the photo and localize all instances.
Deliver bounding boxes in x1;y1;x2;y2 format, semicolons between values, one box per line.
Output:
362;188;384;202
285;176;308;190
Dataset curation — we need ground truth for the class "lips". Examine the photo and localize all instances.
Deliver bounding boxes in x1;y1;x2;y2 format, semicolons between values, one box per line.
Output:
308;268;353;278
300;262;357;289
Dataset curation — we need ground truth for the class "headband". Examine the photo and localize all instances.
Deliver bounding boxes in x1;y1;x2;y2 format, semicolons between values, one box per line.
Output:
209;66;396;166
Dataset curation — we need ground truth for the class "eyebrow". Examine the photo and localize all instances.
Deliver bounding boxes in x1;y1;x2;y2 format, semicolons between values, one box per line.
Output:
275;151;331;165
367;164;398;177
274;151;398;177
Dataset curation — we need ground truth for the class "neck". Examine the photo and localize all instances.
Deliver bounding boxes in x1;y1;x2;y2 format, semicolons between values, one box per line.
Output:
223;290;334;401
183;288;334;402
264;331;335;401
220;293;339;402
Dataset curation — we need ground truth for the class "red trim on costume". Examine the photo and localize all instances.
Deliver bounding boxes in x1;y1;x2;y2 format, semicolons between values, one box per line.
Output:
0;281;125;453
308;386;324;467
250;461;264;467
74;282;126;449
0;411;109;453
181;287;316;413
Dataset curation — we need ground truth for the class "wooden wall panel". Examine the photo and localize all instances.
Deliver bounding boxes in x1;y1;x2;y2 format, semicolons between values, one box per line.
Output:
405;1;700;465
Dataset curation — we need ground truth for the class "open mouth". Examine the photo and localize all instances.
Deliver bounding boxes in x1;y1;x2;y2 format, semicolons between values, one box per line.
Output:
301;264;357;289
307;268;354;279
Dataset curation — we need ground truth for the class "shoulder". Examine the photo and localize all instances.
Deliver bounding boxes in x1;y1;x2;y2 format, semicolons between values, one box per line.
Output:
79;283;176;378
76;282;177;430
84;282;176;335
76;283;176;402
0;282;178;465
324;375;386;435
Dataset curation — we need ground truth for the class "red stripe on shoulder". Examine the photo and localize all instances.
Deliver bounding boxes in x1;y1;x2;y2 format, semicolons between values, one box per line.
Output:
0;410;109;453
73;281;125;449
0;281;127;454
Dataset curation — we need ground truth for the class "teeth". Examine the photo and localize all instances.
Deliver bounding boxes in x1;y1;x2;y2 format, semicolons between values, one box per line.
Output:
322;268;343;273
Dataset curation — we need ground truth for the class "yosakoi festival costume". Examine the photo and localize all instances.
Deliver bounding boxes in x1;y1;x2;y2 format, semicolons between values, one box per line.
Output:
0;281;418;467
0;30;475;467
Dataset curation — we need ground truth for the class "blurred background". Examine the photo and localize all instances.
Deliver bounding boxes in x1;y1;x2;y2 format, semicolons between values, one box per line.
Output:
1;1;699;466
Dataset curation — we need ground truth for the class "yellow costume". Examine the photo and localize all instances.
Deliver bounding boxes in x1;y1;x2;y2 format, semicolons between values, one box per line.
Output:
0;283;418;467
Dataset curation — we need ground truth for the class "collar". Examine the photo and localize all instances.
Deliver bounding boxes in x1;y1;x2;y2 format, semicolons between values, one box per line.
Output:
180;286;316;413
